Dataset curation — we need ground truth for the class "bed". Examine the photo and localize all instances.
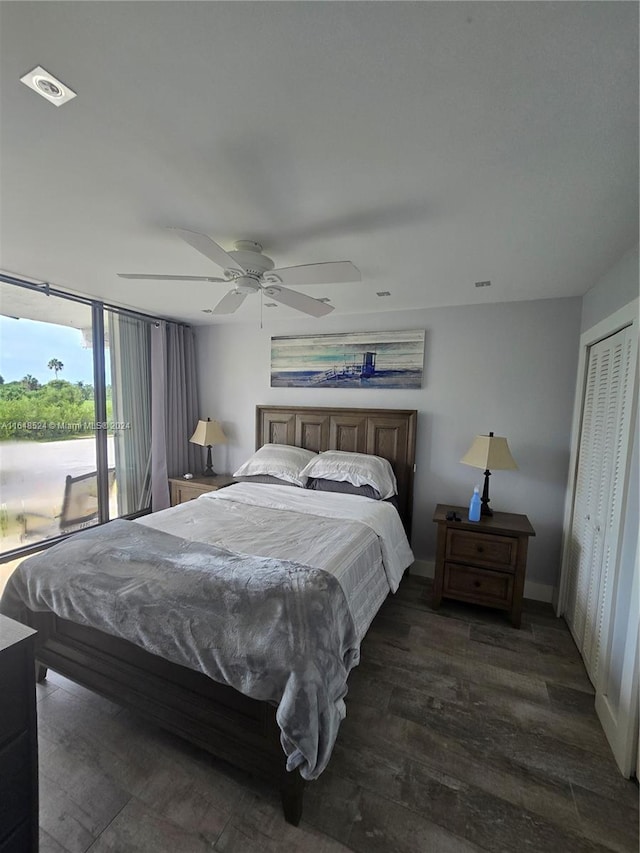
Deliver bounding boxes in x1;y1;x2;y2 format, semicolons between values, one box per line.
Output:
1;405;417;824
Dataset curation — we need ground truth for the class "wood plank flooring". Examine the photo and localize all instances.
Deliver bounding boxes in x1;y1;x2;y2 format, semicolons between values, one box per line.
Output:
36;576;638;852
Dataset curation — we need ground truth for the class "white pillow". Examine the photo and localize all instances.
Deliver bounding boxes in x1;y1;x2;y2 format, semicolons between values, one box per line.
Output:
233;443;317;487
299;450;398;500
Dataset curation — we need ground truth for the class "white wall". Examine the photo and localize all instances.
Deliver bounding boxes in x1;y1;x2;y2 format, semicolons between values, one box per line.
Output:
196;296;582;598
581;243;639;332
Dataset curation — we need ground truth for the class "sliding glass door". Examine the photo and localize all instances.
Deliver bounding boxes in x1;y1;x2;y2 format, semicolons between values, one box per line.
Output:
0;284;100;549
0;280;153;556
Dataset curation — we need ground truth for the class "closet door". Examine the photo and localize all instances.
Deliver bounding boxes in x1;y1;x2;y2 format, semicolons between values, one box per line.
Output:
565;325;636;684
566;333;610;656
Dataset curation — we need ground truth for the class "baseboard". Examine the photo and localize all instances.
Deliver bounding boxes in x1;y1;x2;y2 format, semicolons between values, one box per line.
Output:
410;559;435;579
524;580;555;603
409;560;555;603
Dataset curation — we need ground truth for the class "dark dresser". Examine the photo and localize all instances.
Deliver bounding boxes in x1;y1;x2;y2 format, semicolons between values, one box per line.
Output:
0;614;38;852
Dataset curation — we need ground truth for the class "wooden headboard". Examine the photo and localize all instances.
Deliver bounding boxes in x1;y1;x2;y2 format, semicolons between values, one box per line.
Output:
256;405;417;534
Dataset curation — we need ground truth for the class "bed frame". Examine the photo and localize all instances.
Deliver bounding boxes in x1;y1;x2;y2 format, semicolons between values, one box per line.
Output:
23;405;417;824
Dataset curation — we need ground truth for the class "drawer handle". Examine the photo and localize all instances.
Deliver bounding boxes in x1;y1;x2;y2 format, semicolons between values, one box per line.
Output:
476;545;484;554
473;580;481;588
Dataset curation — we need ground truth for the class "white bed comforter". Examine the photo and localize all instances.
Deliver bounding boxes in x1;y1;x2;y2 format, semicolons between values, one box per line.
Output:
2;483;414;780
137;483;414;639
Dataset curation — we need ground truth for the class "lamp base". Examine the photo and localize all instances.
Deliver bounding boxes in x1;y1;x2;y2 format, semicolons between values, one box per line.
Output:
202;445;216;477
480;469;493;516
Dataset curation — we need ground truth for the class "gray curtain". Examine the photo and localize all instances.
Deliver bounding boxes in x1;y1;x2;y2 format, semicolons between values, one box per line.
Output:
108;312;152;514
151;321;199;511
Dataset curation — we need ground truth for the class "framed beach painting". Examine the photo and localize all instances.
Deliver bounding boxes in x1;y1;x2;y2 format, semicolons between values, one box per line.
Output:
270;330;425;388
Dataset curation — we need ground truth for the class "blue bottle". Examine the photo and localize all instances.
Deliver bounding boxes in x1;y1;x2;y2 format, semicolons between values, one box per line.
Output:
468;486;481;522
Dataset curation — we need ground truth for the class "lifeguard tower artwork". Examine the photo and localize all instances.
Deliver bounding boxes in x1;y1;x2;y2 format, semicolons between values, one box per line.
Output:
270;330;425;388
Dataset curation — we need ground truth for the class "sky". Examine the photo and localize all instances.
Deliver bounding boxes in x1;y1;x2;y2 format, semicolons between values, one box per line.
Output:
0;316;103;384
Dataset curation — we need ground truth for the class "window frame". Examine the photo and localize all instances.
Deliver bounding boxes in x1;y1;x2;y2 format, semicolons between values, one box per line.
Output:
0;273;163;563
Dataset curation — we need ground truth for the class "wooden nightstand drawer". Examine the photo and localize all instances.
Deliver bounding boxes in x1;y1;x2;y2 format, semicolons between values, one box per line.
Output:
443;563;513;609
169;475;237;507
445;528;518;571
171;482;207;504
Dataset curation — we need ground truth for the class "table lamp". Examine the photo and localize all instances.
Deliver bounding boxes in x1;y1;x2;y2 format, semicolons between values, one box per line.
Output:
460;431;518;516
189;418;227;476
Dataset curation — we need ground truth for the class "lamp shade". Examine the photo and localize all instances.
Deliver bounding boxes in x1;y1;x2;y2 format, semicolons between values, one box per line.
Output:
460;434;518;471
189;419;227;447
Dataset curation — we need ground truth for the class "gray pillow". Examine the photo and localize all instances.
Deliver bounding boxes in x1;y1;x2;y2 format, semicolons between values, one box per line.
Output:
306;477;381;500
234;474;300;487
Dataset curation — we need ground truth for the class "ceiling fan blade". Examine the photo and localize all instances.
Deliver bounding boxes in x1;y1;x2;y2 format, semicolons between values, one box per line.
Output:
117;274;227;282
168;228;246;273
211;290;248;315
267;261;361;286
263;285;334;317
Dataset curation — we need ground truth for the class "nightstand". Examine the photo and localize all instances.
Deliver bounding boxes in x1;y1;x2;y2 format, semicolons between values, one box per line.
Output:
430;504;535;628
169;475;237;507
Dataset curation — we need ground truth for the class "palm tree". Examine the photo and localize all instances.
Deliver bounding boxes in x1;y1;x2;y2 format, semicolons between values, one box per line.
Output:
22;375;39;391
47;358;64;378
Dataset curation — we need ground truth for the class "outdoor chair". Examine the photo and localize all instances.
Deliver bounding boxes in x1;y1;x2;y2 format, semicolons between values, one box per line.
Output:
18;468;116;542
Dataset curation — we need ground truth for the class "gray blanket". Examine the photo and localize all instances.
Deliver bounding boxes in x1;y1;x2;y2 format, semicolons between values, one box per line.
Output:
0;519;359;780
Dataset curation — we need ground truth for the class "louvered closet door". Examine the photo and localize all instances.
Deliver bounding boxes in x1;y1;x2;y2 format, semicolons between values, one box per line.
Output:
566;325;636;685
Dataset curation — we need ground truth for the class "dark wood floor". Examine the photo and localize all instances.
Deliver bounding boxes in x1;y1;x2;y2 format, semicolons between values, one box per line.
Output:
36;575;638;852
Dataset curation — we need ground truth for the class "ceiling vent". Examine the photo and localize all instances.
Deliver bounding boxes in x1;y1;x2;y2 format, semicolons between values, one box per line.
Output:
20;66;77;106
475;280;491;288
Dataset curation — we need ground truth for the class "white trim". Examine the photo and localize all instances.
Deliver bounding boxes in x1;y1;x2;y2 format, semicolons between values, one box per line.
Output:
409;560;554;603
557;297;639;617
411;558;435;578
594;536;639;777
524;580;554;604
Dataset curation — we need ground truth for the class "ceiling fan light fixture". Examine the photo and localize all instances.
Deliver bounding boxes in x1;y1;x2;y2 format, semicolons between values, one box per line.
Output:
234;276;261;295
20;66;77;106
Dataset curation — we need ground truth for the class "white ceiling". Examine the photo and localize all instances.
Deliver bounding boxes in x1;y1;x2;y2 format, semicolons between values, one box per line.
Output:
0;1;637;327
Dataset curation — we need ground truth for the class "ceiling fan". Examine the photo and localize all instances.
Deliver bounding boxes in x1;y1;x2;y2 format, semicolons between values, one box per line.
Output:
117;228;361;317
